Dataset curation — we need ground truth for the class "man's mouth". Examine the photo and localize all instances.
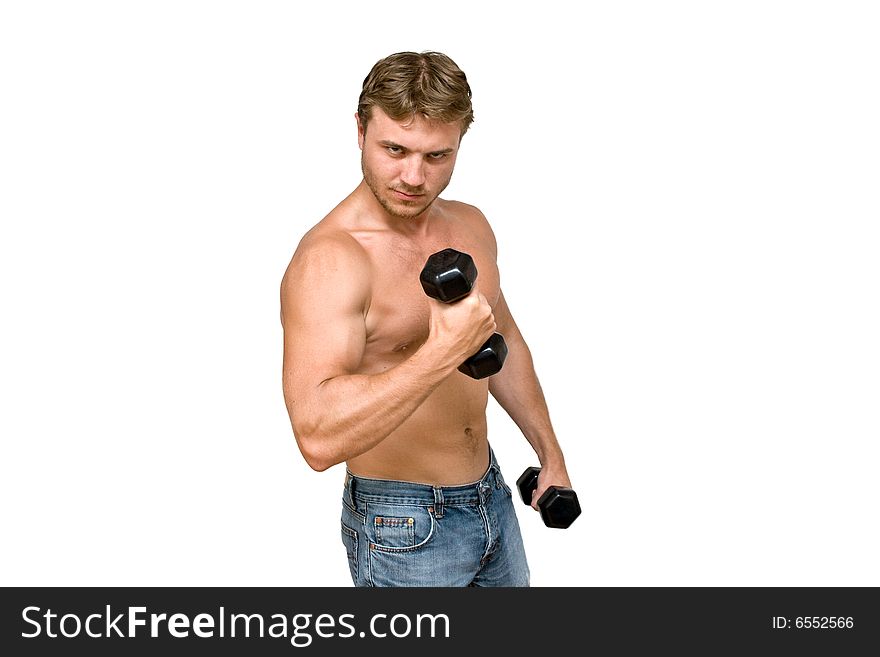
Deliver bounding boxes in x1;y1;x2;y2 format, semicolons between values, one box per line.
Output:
392;189;424;200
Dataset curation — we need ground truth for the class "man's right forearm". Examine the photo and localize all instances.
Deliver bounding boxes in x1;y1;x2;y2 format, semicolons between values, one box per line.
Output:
289;343;457;471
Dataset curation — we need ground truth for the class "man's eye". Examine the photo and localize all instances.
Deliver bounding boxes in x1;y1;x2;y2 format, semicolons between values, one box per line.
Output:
428;153;448;160
386;146;403;155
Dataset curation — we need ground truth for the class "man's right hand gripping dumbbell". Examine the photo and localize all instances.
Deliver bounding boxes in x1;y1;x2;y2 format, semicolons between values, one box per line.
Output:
420;248;508;379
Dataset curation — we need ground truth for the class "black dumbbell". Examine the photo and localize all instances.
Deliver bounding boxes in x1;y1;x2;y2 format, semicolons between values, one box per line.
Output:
419;248;508;379
516;467;581;529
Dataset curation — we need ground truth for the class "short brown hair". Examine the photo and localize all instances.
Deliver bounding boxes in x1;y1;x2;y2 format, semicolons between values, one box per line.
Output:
357;51;474;138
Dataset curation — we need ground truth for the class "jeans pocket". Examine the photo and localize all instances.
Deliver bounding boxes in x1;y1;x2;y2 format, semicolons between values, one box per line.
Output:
340;522;359;583
367;503;435;553
375;516;415;547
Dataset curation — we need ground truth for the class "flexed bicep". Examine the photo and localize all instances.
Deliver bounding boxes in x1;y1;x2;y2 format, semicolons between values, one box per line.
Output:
281;234;371;438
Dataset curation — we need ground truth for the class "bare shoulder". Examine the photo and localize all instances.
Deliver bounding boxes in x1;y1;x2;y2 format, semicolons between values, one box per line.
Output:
281;225;372;314
284;225;370;277
439;199;498;255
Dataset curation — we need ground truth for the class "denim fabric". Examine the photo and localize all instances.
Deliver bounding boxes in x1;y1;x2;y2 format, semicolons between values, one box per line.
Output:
340;447;530;587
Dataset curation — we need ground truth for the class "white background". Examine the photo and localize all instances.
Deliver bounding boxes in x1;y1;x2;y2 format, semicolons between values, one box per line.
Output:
2;1;878;587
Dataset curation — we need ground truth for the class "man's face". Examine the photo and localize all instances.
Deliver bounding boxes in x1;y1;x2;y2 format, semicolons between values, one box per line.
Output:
358;107;461;221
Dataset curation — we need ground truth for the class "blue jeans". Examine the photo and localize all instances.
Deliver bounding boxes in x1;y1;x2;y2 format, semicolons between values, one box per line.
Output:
340;447;530;587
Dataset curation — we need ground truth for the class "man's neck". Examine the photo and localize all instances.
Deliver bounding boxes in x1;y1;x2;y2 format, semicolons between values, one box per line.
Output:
351;180;439;239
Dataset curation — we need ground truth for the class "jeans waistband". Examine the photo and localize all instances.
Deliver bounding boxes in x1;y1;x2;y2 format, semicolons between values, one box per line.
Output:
344;446;504;507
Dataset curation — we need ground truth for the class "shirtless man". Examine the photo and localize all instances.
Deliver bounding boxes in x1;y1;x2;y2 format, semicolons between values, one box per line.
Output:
281;51;573;586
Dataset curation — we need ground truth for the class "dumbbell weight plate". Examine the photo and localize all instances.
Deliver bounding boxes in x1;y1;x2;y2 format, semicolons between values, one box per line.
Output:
459;333;508;379
516;467;541;506
537;486;581;529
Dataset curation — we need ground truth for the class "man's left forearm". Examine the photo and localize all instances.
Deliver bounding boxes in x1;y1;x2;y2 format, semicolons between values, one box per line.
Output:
489;332;566;469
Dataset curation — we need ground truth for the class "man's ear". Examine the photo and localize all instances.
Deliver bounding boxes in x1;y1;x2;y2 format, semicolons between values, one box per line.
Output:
355;112;366;150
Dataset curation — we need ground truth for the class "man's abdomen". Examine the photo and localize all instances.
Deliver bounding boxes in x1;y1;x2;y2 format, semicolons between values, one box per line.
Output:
346;375;490;485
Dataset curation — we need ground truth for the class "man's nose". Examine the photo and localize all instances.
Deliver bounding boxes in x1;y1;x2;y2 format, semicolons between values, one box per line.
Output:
400;155;426;188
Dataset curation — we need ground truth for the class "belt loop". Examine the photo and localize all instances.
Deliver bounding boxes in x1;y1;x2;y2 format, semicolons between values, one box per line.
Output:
347;473;357;508
432;486;444;519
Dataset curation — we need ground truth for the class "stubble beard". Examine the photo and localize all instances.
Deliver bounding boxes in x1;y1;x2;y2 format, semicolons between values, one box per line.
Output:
361;155;451;221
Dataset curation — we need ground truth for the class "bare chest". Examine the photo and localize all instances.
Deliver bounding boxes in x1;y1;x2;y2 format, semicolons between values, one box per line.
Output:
358;234;499;367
